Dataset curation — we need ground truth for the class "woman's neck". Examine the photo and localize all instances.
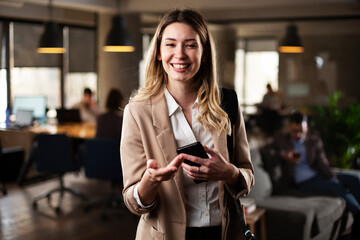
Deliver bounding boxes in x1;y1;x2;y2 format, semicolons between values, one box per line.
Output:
166;82;197;110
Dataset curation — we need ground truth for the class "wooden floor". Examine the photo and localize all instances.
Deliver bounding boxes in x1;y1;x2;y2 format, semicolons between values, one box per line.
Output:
0;173;139;240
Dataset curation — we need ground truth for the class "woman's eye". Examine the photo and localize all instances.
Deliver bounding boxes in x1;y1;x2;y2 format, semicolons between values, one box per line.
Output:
186;44;197;48
166;43;175;47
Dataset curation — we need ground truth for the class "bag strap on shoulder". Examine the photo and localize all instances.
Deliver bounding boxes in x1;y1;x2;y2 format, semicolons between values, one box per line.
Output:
220;88;238;164
220;88;256;240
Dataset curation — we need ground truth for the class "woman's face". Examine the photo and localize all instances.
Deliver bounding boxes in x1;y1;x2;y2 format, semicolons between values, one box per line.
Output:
158;22;204;86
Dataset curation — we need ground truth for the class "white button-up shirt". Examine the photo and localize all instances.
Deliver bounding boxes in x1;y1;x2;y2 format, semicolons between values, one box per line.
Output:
164;89;221;227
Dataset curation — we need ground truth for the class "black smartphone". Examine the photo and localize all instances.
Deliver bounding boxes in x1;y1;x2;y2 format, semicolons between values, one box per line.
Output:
293;152;301;158
177;142;208;184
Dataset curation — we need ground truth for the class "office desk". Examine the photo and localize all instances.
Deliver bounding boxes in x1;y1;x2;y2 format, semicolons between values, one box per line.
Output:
30;122;96;139
0;122;96;185
0;122;96;152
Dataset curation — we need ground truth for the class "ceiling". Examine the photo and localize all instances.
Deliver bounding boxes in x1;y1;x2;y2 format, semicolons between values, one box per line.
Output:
1;0;360;21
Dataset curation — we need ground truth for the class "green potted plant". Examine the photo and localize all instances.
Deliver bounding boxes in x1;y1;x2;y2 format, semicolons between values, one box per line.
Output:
309;92;360;169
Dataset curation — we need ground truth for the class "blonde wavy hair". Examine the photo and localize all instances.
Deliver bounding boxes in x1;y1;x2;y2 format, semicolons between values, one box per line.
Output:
131;9;231;135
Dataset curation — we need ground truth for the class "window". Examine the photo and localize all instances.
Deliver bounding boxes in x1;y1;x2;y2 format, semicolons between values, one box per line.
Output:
0;69;6;123
11;67;61;109
0;21;7;123
65;27;97;108
0;21;97;124
65;72;97;108
235;39;279;114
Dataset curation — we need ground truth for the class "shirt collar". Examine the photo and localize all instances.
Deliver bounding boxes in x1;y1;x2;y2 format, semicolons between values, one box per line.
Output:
164;88;199;117
164;88;180;117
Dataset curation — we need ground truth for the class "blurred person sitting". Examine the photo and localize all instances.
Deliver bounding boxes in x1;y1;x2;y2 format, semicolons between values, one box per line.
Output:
96;88;124;144
273;111;360;238
72;88;98;122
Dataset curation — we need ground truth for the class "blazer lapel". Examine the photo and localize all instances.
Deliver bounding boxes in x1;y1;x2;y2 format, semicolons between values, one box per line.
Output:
152;91;178;165
151;92;186;203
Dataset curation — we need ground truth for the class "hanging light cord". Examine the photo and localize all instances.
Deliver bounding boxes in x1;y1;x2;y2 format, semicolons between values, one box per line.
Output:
116;0;120;15
49;0;53;20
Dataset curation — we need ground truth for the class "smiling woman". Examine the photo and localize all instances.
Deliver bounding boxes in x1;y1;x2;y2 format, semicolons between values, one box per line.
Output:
120;9;254;240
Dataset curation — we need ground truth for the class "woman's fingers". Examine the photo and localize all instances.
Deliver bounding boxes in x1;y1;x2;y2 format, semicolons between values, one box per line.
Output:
146;156;184;182
169;154;185;168
147;159;159;169
203;144;215;155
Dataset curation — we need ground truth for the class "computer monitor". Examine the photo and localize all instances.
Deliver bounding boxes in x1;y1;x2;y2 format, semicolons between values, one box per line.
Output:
12;96;47;120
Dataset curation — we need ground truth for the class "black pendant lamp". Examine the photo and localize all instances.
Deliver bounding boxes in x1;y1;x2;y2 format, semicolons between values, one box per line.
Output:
278;24;304;53
37;0;64;54
103;0;135;52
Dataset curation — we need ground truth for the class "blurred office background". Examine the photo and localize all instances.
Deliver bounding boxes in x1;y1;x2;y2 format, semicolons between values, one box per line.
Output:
0;0;360;240
0;0;359;122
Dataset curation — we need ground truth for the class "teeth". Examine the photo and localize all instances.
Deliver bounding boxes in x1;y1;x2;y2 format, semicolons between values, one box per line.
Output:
173;64;188;69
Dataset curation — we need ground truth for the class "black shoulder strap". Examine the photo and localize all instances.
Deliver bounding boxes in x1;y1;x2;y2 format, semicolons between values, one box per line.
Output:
220;88;256;240
220;88;238;164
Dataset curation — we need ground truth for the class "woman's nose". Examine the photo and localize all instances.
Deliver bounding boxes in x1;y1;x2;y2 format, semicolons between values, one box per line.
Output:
174;45;186;59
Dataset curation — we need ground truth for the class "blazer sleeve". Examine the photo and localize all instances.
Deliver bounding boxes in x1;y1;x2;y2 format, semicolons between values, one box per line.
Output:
120;104;157;215
225;104;255;199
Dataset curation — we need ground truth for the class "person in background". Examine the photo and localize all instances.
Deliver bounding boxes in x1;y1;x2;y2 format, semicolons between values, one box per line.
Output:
273;111;360;237
73;88;98;122
260;83;282;112
120;9;254;240
96;88;123;144
256;83;283;134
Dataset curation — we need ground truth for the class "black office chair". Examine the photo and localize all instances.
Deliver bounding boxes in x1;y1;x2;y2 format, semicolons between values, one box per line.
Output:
0;139;25;195
32;134;86;214
83;138;123;220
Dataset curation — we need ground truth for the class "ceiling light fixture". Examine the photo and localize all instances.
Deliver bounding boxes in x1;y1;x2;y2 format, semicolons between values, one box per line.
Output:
37;0;64;54
103;0;135;53
279;24;304;53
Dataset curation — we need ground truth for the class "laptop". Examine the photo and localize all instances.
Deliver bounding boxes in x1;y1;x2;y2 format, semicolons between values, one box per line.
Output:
14;109;33;128
56;109;82;124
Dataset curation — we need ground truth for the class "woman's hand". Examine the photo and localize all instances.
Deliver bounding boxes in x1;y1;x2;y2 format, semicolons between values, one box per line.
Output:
137;154;184;205
181;145;239;185
145;156;183;183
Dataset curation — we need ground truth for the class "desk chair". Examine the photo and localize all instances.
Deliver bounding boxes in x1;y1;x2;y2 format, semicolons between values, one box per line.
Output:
32;134;86;214
83;138;123;220
0;140;25;195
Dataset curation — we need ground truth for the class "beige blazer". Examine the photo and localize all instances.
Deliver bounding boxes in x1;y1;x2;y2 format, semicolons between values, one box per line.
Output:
120;91;254;240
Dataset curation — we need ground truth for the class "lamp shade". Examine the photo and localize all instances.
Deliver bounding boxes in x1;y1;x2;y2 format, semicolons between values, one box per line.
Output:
37;21;64;54
103;15;135;52
279;24;304;53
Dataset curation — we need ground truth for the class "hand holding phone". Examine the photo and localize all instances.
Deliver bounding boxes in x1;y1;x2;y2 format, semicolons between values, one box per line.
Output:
177;142;208;183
